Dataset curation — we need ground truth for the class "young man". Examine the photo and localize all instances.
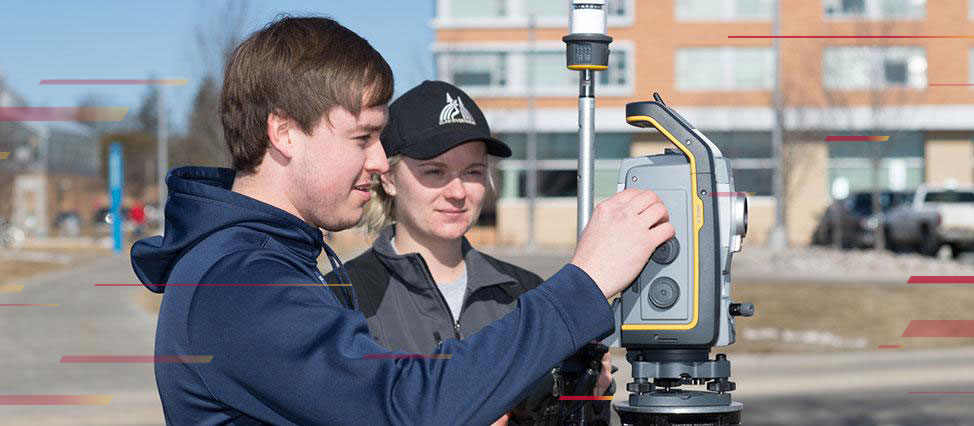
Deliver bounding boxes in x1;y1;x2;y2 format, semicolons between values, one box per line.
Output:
131;16;674;426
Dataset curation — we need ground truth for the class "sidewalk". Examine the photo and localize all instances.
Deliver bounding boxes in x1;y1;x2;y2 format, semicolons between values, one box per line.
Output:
0;254;163;426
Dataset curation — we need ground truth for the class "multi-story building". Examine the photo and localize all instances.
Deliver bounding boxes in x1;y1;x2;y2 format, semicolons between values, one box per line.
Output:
0;82;103;237
433;0;974;247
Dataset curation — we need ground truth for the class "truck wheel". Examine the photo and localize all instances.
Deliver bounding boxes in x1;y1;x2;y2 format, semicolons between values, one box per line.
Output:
950;245;963;259
920;231;940;257
884;227;898;252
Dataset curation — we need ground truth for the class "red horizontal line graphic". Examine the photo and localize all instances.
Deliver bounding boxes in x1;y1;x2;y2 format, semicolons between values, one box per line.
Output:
60;355;212;363
878;345;903;349
902;320;974;337
0;395;113;405
729;35;974;39
95;283;351;287
559;396;614;401
709;192;753;197
908;276;974;284
825;136;889;142
0;107;127;122
910;392;974;394
362;354;452;360
40;79;187;85
0;304;58;307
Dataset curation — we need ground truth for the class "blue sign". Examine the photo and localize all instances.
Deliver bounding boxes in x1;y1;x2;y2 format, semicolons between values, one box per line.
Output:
109;143;124;253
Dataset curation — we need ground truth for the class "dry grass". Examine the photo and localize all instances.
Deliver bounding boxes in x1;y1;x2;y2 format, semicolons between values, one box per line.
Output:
0;247;111;285
0;260;67;285
128;276;974;354
724;281;974;353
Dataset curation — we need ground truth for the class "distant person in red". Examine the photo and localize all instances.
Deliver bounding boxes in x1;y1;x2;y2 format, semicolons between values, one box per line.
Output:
130;201;146;238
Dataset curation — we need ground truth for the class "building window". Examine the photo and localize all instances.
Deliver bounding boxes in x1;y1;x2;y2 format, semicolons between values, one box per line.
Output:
970;48;974;85
823;46;927;90
437;0;632;27
445;0;505;18
495;132;631;199
704;131;774;196
524;0;569;18
823;0;925;20
437;44;633;96
676;0;774;21
676;47;774;91
529;52;577;91
827;131;924;191
437;52;508;89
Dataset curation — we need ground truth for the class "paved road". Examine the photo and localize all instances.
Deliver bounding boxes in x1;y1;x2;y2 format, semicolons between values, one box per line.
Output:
0;254;162;426
612;347;974;426
4;252;974;425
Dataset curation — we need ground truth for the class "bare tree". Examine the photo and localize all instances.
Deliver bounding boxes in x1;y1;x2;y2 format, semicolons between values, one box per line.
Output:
817;17;928;252
173;0;250;168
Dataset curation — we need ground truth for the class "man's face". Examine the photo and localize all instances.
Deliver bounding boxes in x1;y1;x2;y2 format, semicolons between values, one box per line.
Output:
289;104;388;232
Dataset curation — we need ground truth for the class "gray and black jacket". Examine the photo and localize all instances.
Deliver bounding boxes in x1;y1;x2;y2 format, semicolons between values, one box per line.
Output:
334;226;541;350
327;225;610;424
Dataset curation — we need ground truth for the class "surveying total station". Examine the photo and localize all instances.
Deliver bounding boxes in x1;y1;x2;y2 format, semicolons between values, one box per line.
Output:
564;1;754;425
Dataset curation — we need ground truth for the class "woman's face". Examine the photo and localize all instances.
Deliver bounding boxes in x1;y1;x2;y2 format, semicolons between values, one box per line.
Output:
384;141;488;242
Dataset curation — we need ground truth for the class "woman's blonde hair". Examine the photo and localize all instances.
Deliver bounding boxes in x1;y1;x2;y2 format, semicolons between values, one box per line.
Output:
358;154;498;235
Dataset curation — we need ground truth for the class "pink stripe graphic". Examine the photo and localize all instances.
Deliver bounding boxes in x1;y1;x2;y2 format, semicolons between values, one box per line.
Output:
40;79;187;85
559;396;614;401
0;304;57;307
902;320;974;337
825;136;889;142
0;395;112;405
96;283;350;287
730;35;974;39
362;354;452;360
908;276;974;284
709;192;752;197
910;392;974;394
60;355;212;363
0;107;127;122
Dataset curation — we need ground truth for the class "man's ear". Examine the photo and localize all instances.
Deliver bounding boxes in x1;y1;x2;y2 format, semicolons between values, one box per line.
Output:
266;110;294;160
379;172;397;197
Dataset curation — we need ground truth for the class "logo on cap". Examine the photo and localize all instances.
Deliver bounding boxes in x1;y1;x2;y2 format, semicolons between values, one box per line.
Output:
438;93;476;126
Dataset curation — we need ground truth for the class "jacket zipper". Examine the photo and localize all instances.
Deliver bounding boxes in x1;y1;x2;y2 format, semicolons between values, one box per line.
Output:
413;256;463;340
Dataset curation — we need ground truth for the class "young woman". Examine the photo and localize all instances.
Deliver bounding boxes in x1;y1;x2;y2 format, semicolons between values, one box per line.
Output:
328;81;612;425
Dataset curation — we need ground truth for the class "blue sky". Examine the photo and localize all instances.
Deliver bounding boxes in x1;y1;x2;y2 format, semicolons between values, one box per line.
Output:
0;0;435;132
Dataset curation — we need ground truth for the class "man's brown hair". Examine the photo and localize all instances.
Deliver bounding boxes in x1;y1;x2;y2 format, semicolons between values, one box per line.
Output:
220;16;394;172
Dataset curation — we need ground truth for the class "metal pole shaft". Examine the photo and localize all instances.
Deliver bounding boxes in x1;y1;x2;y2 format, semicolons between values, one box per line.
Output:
577;69;595;238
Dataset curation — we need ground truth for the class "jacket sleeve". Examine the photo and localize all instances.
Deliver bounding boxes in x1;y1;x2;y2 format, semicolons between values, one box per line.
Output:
185;249;613;425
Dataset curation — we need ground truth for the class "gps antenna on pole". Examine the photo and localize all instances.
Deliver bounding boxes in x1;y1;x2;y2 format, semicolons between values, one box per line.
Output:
564;0;612;238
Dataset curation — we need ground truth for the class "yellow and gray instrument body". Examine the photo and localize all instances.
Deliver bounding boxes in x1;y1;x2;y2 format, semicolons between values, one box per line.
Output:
610;99;749;349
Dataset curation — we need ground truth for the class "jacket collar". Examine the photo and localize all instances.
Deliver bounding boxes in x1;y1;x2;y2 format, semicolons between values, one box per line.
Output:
371;225;521;297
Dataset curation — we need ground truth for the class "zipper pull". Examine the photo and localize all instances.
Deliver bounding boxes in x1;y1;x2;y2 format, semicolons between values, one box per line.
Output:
454;322;462;339
433;331;443;347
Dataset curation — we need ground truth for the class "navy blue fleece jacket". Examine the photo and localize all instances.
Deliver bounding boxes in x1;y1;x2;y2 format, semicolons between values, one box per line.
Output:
131;166;614;425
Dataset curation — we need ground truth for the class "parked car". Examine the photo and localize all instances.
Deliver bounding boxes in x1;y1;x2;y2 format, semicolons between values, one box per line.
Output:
92;207;133;235
885;185;974;257
53;211;82;237
0;217;27;248
811;191;912;248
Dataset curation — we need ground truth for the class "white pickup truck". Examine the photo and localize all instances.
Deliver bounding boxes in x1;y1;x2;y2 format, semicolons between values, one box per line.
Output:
884;185;974;257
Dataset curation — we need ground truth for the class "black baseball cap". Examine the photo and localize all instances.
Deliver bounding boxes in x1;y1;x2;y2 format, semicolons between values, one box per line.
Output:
381;80;512;160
